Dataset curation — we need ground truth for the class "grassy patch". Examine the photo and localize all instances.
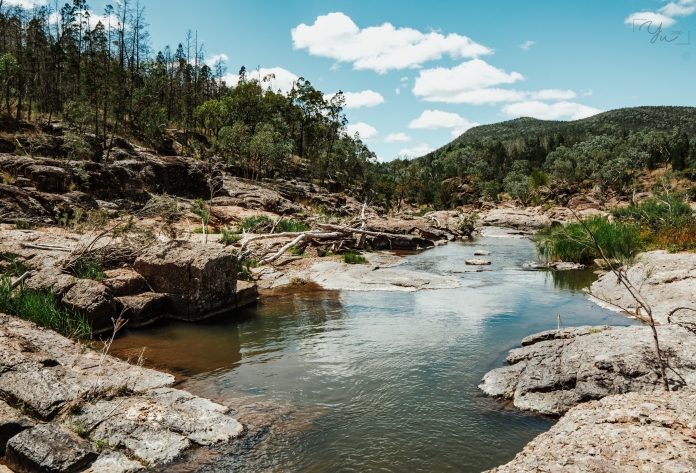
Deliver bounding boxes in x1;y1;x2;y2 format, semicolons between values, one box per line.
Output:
534;216;643;265
71;257;105;282
286;246;305;256
276;219;311;233
219;226;241;245
342;251;368;264
237;259;261;281
14;218;35;230
2;254;29;277
0;277;92;338
237;215;274;233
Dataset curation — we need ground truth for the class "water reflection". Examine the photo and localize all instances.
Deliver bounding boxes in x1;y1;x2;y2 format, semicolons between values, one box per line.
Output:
111;235;637;473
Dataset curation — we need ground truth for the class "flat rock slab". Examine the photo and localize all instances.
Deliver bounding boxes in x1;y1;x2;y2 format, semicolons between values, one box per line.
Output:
0;315;173;420
69;388;243;466
103;268;149;297
482;208;551;230
484;391;696;473
591;250;696;325
479;325;696;416
474;250;492;256
548;261;586;270
5;423;98;473
309;261;460;292
465;258;491;265
0;400;35;455
85;451;145;473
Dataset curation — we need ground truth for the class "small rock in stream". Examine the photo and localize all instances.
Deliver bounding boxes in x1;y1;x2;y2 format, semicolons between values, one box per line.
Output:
474;250;492;256
465;258;491;265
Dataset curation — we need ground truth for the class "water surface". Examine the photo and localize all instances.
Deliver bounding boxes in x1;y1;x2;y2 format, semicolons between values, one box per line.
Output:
112;232;637;473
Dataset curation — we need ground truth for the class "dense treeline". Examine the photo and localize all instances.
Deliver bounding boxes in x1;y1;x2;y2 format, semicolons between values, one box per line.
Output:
2;2;696;212
0;1;376;190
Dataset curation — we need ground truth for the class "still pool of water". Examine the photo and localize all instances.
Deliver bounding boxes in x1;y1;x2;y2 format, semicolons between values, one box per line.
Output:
112;232;638;473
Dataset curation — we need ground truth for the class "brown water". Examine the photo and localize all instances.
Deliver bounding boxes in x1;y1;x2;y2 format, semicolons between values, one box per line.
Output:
112;231;637;472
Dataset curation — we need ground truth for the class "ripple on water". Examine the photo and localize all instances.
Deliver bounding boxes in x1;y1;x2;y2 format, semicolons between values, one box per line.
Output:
111;235;639;473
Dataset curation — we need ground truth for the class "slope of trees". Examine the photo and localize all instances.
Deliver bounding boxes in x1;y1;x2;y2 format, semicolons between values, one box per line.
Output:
0;1;376;191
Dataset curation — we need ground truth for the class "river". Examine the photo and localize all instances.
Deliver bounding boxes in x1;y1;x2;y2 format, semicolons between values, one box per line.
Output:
111;229;638;472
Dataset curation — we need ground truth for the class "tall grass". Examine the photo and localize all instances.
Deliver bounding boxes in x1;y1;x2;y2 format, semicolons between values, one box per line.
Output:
0;277;92;339
611;194;696;252
342;251;368;264
534;216;643;265
276;219;311;233
71;257;105;282
237;215;274;233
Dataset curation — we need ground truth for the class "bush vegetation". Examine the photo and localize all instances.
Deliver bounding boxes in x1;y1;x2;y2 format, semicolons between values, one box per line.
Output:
342;251;368;264
71;257;106;282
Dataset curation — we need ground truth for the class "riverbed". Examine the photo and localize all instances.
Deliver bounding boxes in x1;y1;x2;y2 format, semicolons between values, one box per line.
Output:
111;229;638;472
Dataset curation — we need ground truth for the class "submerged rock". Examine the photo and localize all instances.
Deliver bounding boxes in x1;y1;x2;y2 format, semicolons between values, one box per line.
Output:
479;325;696;416
5;423;98;473
484;391;696;473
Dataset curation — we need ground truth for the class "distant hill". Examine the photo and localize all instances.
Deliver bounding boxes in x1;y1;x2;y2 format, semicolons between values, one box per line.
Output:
447;106;696;148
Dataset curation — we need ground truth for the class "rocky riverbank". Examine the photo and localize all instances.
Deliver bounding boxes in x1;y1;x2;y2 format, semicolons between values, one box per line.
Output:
0;313;255;472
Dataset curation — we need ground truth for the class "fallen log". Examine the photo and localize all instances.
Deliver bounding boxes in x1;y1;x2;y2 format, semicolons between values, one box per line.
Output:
259;231;345;263
21;243;75;252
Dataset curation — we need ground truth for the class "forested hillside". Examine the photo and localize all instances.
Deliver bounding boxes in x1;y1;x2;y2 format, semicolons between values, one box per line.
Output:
1;2;695;213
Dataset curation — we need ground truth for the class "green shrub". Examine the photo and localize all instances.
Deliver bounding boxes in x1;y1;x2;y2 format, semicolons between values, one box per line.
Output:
71;257;105;282
219;226;241;245
0;277;92;338
530;170;549;189
276;219;311;233
237;215;274;233
611;194;693;231
342;251;368;264
237;259;261;281
534;216;643;265
14;218;35;230
286;246;304;256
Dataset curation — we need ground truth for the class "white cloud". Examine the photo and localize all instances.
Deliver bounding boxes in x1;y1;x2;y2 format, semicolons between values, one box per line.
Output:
530;89;577;100
205;54;229;68
291;12;491;74
398;144;434;158
223;67;299;93
409;110;479;137
581;89;594;97
346;122;378;141
384;132;411;143
3;0;47;7
501;101;602;120
400;77;409;82
520;40;535;51
324;90;385;108
412;59;524;103
395;88;401;95
624;1;696;28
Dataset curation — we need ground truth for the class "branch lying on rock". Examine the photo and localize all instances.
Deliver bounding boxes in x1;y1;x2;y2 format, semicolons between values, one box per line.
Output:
315;223;405;238
260;231;344;263
11;271;35;289
22;243;76;252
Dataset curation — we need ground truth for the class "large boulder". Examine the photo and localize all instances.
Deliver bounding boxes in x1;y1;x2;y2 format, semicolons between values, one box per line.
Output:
103;268;149;297
25;164;69;193
115;293;167;328
134;241;237;320
591;250;696;325
484;391;696;473
62;279;118;333
0;400;34;455
5;423;98;473
479;325;696;416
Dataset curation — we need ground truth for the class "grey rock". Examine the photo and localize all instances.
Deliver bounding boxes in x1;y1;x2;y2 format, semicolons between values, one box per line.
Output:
0;400;35;455
115;293;166;327
134;241;237;320
479;325;696;416
484;391;696;472
103;269;149;297
5;423;98;473
548;261;586;270
85;451;145;473
474;250;492;256
62;279;118;333
465;258;491;265
22;267;76;299
591;250;696;325
482;208;551;230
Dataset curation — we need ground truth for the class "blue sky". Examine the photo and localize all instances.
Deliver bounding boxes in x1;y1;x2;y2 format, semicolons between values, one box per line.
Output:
16;0;696;160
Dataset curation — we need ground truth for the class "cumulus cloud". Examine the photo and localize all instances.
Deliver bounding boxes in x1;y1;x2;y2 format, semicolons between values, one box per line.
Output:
625;0;696;28
409;110;479;137
530;89;577;100
324;90;385;108
395;88;401;95
520;40;535;51
346;122;378;141
3;0;47;7
291;12;491;74
223;67;299;93
384;132;411;143
205;54;229;68
501;101;602;120
398;144;434;158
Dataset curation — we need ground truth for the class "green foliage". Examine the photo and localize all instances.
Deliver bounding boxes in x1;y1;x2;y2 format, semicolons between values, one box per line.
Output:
276;219;311;233
237;259;260;281
61;132;92;161
530;170;549;188
286;246;305;256
219;226;241;245
14;218;34;230
534;217;644;265
192;199;210;225
0;277;92;339
342;251;368;264
2;254;29;277
611;194;693;230
237;215;274;233
71;257;105;282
